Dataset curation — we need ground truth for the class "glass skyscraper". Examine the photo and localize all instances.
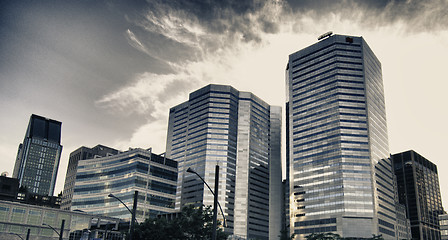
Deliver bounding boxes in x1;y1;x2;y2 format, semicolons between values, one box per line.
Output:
286;35;397;239
71;148;177;222
13;114;62;196
165;84;282;240
392;150;444;240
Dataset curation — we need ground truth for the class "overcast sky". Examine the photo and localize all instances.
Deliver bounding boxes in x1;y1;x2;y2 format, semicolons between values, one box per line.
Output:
1;0;448;207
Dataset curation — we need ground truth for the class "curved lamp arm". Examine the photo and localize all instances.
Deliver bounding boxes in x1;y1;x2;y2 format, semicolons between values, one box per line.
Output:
8;233;24;240
108;193;139;224
186;167;227;227
108;193;133;214
42;223;60;236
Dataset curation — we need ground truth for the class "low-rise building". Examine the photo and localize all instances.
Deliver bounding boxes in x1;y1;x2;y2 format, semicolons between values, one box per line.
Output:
0;200;121;240
71;147;178;222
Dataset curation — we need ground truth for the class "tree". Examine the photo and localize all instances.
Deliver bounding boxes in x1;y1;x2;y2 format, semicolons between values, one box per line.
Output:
134;205;228;240
304;233;384;240
279;225;295;240
306;233;341;240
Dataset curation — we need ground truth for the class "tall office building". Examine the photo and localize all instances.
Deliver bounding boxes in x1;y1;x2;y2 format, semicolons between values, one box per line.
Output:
13;114;62;196
165;84;282;240
286;34;397;239
61;145;120;210
71;148;178;222
392;150;444;240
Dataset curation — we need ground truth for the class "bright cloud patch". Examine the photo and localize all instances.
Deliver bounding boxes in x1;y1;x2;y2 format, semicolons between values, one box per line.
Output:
96;72;196;119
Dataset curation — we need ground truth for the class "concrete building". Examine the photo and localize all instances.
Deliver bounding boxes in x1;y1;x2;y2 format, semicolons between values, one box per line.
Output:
71;147;177;222
165;84;282;240
13;114;62;196
61;145;120;210
286;34;397;239
393;150;444;240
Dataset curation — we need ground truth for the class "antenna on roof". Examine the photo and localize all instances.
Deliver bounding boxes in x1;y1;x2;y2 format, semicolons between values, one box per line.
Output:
318;31;333;41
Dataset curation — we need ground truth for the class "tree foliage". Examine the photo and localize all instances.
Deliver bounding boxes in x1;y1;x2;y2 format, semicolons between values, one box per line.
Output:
305;233;384;240
306;233;342;240
279;226;295;240
134;205;228;240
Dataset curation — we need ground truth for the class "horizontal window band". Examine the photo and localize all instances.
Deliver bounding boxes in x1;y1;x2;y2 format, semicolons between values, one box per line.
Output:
292;53;362;72
292;86;365;104
292;79;364;99
293;126;367;141
292;92;365;111
292;60;362;77
292;66;363;82
291;42;361;64
342;216;373;220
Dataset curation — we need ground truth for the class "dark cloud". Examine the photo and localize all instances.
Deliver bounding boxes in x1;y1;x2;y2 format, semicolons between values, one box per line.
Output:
141;0;280;43
1;0;446;158
0;0;172;146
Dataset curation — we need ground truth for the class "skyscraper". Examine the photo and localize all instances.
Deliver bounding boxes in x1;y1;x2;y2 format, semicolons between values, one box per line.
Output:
61;144;120;210
165;84;282;240
286;34;397;239
392;150;444;240
13;114;62;196
71;148;178;222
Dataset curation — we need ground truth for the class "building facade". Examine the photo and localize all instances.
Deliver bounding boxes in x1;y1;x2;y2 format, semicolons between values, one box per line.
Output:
286;34;397;239
439;214;448;240
392;150;444;240
165;84;282;240
71;148;177;222
0;199;121;240
13;114;62;196
61;145;120;210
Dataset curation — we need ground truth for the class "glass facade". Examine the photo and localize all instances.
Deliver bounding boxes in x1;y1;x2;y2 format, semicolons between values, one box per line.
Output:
286;35;396;239
71;148;177;222
165;84;282;240
13;114;62;196
61;145;120;210
439;214;448;240
393;150;444;240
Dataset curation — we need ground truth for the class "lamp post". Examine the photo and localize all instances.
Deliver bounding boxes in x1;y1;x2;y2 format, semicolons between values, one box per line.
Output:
42;219;64;240
186;165;224;240
108;191;138;240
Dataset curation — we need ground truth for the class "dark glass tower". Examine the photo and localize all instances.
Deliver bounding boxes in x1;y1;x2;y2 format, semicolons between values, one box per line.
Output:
165;84;282;240
13;114;62;196
392;150;444;240
286;35;397;239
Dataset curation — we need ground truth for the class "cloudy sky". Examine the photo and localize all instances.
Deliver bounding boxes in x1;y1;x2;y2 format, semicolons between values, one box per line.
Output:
1;0;448;207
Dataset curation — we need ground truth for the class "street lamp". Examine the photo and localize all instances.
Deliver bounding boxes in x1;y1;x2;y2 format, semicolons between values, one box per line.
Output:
186;165;225;240
108;191;138;240
8;232;24;240
42;219;64;240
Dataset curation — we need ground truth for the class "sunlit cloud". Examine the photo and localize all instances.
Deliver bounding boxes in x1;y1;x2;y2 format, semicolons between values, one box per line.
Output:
95;72;198;119
125;29;149;55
